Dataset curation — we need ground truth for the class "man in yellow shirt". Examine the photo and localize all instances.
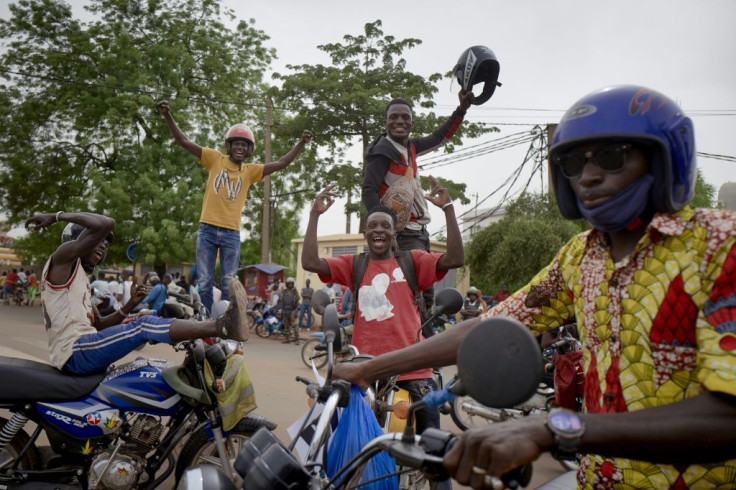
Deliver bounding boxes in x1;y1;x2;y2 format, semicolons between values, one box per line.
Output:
158;100;312;315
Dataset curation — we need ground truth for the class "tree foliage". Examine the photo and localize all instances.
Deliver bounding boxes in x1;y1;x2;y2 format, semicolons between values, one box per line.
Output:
466;168;719;294
272;20;498;230
0;0;293;267
465;193;585;294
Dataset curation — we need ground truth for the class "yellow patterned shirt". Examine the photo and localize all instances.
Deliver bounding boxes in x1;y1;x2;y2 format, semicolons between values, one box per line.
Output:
483;206;736;489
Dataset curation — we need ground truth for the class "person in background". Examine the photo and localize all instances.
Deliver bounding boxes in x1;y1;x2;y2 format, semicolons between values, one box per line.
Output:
26;270;38;306
459;286;483;321
298;278;314;331
492;284;510;305
333;85;736;489
0;271;6;300
279;278;300;344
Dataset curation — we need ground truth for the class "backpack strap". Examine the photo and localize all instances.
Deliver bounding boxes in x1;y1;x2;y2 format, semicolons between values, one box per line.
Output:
350;252;370;320
395;250;429;327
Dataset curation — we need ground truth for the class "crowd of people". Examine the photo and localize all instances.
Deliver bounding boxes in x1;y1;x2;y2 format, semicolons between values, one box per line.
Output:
18;79;736;490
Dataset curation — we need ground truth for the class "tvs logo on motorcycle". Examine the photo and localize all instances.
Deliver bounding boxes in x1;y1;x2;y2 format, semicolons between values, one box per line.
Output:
86;412;102;425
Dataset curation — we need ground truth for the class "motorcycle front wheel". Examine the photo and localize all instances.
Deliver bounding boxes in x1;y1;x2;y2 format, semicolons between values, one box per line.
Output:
301;338;328;369
175;426;256;484
255;323;270;338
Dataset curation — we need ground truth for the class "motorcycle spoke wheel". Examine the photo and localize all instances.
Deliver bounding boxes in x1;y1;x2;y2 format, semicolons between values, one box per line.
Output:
450;395;499;431
301;338;328;369
175;427;255;484
246;313;256;330
255;323;270;338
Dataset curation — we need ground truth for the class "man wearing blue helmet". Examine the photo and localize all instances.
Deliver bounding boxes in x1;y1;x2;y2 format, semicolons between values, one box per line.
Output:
335;86;736;489
25;211;253;375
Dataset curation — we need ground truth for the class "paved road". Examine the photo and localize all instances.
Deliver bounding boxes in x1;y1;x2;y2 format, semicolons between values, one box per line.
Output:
0;303;568;489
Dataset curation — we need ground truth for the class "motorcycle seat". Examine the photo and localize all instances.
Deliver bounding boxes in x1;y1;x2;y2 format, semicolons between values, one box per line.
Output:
0;356;106;403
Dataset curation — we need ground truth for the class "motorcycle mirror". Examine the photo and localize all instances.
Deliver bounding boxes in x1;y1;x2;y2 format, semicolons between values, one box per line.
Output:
311;289;331;316
433;288;464;316
322;303;342;352
456;316;542;408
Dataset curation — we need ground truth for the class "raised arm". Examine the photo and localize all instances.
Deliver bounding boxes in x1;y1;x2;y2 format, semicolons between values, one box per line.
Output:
414;90;474;156
424;176;464;270
25;212;115;284
301;185;337;277
157;100;202;159
262;130;313;177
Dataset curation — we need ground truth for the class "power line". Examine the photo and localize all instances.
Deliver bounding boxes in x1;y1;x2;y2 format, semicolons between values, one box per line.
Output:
698;152;736;162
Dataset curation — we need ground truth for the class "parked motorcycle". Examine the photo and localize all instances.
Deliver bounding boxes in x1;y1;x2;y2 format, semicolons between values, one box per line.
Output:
0;338;276;489
178;316;543;490
253;304;287;339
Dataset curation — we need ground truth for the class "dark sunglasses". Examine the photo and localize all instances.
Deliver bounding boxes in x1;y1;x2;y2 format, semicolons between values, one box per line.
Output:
553;143;633;179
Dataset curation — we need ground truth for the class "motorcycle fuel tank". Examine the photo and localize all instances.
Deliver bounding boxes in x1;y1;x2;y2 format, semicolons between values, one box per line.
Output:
38;358;182;439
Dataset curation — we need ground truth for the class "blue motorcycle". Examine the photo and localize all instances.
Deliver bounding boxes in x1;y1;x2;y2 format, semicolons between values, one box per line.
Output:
253;304;287;339
0;339;276;489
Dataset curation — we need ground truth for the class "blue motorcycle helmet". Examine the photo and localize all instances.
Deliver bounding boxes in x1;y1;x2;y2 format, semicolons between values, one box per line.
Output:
548;85;696;220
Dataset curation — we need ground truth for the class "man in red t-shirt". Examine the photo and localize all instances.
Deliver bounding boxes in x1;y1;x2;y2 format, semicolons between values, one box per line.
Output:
302;178;464;442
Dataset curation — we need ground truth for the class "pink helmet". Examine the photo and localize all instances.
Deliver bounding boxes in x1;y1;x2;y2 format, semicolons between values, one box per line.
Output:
223;124;256;150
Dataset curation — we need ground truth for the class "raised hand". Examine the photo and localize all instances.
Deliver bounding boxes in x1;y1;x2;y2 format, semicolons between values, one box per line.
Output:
311;184;338;215
424;176;451;209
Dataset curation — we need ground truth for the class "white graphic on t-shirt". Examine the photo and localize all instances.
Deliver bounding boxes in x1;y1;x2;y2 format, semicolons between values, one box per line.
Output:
392;267;406;283
359;272;395;322
213;170;242;201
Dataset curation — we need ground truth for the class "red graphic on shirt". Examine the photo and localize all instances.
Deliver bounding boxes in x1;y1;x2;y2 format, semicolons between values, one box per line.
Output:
650;274;697;347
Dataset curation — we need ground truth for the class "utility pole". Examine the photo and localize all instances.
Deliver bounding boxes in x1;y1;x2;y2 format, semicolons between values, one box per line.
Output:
261;96;273;264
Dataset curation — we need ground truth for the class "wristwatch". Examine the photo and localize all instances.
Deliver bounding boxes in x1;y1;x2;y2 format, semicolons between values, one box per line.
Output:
546;408;584;459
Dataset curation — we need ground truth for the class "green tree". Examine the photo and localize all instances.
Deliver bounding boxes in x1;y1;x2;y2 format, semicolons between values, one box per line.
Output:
272;20;497;232
465;193;584;293
691;168;716;208
467;168;718;293
0;0;281;267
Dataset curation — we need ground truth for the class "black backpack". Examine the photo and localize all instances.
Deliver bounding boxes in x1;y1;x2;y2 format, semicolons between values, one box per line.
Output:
350;250;432;336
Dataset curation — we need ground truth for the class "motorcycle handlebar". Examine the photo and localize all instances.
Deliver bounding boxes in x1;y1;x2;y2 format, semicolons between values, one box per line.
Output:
373;429;531;489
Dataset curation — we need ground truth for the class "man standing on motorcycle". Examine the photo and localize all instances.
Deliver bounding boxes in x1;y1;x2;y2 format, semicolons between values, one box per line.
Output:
333;86;736;489
302;177;464;487
157;100;312;317
25;211;252;375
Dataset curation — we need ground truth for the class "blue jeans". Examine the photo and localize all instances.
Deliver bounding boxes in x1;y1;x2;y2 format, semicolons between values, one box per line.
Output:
196;223;241;314
297;303;312;329
64;315;173;375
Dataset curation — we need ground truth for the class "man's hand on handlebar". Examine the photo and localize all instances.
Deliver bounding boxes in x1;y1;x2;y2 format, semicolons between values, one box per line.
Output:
443;415;551;489
331;362;371;392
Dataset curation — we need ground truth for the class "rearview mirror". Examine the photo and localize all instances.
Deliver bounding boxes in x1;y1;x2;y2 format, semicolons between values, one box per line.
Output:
321;304;342;353
311;289;331;316
456;316;542;408
434;288;463;316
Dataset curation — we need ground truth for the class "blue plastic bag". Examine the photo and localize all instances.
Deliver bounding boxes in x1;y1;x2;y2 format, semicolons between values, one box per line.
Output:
326;385;398;490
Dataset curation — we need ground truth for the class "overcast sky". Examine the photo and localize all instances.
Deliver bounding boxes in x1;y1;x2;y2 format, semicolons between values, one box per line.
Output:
234;0;736;236
3;0;735;238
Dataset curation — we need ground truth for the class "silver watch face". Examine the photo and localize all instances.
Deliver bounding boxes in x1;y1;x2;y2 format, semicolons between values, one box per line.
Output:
549;410;584;435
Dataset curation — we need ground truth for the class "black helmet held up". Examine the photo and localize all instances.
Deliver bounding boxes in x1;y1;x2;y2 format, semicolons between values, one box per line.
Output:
453;45;501;106
61;223;86;244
